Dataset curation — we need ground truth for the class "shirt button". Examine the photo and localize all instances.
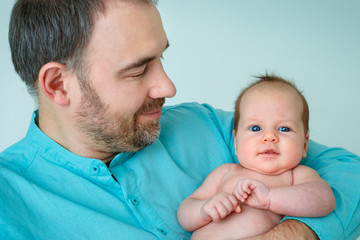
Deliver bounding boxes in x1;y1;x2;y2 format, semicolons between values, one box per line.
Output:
158;228;167;235
131;198;139;205
92;166;100;173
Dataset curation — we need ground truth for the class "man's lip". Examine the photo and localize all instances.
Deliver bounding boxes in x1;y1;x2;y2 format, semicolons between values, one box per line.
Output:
140;108;163;118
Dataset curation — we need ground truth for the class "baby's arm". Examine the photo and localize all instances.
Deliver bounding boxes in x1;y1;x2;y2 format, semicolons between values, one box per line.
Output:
233;165;335;217
177;164;240;232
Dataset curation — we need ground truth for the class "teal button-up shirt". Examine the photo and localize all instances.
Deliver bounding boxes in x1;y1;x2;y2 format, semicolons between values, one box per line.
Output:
1;103;359;239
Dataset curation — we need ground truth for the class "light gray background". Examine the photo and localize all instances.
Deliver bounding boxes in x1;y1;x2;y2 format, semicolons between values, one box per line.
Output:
1;1;360;157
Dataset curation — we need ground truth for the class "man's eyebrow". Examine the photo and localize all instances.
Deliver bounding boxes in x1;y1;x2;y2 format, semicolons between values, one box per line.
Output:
118;40;170;73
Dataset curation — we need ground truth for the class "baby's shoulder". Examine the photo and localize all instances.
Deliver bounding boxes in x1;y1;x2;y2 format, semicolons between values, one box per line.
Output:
216;163;240;170
292;164;320;183
292;164;318;175
211;163;243;177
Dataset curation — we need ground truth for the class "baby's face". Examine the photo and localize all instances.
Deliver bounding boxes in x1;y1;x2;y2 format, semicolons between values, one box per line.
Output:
233;84;309;175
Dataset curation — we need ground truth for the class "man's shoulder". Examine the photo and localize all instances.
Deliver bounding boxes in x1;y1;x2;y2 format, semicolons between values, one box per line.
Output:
0;138;36;171
162;102;233;125
162;102;212;114
160;102;235;148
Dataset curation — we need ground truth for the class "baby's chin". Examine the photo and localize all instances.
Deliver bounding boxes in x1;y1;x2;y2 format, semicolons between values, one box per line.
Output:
251;168;288;176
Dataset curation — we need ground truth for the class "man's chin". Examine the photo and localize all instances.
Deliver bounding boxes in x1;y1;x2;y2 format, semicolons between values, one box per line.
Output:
129;131;160;152
136;114;161;127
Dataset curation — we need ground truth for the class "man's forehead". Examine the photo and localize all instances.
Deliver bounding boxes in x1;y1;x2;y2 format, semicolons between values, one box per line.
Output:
118;40;169;73
89;0;163;42
83;0;167;72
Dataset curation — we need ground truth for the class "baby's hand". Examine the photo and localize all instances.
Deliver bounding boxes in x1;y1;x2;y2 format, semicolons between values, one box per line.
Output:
233;179;271;210
201;192;241;222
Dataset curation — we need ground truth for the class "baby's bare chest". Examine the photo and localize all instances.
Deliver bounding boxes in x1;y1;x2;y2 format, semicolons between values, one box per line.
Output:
218;166;293;194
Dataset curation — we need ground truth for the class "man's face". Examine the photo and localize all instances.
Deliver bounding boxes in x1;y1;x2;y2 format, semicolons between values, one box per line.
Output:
73;1;176;153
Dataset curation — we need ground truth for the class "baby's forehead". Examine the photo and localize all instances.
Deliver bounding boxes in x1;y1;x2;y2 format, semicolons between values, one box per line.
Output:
242;82;304;110
249;81;294;92
245;82;300;99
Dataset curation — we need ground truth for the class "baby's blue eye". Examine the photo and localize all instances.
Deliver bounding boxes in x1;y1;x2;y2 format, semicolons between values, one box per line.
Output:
278;127;290;132
249;125;261;132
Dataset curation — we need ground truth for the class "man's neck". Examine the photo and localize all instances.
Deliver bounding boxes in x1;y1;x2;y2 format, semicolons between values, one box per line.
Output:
38;108;117;164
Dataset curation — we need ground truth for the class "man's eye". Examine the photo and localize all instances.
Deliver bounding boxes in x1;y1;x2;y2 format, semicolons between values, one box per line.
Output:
131;72;144;78
249;126;261;132
278;127;290;132
130;69;146;79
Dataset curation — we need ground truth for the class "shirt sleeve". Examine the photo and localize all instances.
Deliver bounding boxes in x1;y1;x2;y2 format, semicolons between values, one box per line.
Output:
282;140;360;240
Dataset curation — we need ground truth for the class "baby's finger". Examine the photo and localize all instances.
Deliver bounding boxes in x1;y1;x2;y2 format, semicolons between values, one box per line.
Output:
207;207;220;222
238;188;249;202
227;194;239;208
215;202;229;219
239;193;247;202
235;204;241;213
233;188;246;202
241;181;252;195
220;195;237;214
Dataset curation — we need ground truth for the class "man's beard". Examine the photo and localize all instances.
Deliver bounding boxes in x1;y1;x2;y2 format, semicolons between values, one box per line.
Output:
74;80;165;153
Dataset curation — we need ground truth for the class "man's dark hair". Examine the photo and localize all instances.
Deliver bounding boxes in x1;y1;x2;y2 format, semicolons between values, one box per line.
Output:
9;0;158;97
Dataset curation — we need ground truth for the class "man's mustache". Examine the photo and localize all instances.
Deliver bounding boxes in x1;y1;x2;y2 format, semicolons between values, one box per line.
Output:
136;98;165;116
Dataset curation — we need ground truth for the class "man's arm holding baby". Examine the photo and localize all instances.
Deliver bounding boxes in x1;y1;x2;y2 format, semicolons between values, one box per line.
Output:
242;219;319;240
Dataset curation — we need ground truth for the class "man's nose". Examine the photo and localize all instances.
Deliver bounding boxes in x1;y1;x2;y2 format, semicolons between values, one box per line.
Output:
148;62;176;99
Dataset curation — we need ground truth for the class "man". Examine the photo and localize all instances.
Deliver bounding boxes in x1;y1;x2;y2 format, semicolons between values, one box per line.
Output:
1;0;359;239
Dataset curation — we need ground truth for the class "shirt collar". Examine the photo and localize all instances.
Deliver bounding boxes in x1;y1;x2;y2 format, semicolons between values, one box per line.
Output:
25;110;111;176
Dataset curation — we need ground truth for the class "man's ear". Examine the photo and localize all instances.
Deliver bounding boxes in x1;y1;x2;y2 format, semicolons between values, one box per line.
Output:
302;133;310;158
38;62;70;106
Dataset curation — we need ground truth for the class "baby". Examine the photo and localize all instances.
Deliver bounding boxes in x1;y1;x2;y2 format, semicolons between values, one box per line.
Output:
177;74;336;239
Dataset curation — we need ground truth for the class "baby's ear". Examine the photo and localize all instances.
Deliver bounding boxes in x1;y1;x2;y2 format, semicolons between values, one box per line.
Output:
233;130;238;157
302;133;310;158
